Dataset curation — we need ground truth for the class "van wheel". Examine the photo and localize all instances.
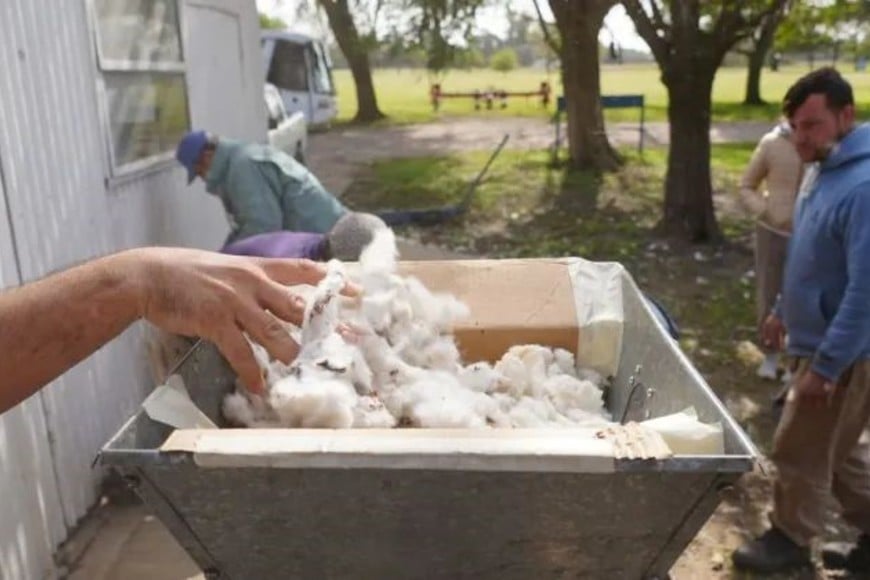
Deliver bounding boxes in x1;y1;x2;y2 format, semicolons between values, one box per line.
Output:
294;143;306;166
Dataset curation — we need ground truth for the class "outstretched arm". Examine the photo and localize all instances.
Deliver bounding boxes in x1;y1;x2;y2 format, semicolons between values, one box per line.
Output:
0;247;353;414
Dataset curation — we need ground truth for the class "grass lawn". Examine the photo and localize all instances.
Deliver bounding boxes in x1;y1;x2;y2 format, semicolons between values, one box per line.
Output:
333;63;870;125
343;144;786;447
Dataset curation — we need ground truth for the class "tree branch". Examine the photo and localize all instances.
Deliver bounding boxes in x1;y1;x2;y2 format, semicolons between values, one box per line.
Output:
712;0;789;64
622;0;670;65
533;0;560;55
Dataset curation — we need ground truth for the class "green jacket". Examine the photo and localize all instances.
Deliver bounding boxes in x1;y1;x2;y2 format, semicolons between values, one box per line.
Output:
206;139;347;243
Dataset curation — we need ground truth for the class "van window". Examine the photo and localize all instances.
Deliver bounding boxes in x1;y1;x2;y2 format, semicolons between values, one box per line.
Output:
267;41;309;92
310;43;334;95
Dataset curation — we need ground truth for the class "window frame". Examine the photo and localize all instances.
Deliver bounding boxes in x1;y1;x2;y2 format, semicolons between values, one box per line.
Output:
88;0;192;180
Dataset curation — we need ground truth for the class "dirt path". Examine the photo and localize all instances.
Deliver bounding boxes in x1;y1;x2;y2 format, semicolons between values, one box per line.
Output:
307;117;772;195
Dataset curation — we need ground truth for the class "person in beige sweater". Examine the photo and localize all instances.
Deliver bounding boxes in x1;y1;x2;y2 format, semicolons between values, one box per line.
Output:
740;122;804;380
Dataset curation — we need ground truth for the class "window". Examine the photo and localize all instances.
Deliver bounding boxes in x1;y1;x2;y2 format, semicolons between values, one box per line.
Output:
310;42;335;95
267;41;309;92
93;0;190;171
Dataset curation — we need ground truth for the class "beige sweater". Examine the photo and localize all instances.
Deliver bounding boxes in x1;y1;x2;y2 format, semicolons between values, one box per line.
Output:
739;125;804;233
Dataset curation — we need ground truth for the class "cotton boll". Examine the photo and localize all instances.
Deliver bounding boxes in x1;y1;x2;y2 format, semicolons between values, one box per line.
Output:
542;375;606;418
300;260;347;344
551;348;579;378
269;370;358;428
361;289;396;332
459;362;506;393
358;229;398;295
249;341;291;385
348;345;375;395
403;385;487;428
507;344;555;365
519;350;551;398
359;333;422;388
223;392;256;427
391;321;439;365
491;392;517;412
223;391;283;427
359;228;398;274
577;367;605;386
493;353;529;397
352;396;398;428
508;397;554;428
397;371;487;428
420;335;463;372
403;276;470;331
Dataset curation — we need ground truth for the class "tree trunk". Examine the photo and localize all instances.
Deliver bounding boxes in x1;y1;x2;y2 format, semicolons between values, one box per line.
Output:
662;70;720;241
744;7;784;105
549;0;620;172
744;27;777;105
319;0;385;123
744;49;766;105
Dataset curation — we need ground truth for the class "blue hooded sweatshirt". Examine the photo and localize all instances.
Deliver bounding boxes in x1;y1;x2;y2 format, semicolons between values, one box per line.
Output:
781;123;870;381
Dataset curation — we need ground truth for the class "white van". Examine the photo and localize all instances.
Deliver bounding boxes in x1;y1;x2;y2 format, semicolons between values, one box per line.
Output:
261;30;338;127
264;83;308;164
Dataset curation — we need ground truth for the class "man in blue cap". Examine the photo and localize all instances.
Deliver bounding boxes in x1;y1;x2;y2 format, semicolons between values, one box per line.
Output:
176;130;348;245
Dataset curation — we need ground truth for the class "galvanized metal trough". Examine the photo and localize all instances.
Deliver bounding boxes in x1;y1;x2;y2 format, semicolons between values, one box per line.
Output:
101;264;757;580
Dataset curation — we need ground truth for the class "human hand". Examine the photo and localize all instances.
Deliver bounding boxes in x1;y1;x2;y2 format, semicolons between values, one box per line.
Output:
122;248;359;394
792;369;836;404
761;314;786;352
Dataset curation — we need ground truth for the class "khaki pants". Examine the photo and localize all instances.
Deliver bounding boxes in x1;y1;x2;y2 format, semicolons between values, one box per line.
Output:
755;222;789;336
771;358;870;545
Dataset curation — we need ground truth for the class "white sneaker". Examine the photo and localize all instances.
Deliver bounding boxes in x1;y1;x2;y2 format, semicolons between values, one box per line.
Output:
756;354;779;380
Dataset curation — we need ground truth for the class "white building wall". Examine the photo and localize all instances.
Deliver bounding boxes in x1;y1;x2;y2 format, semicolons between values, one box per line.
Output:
0;0;266;577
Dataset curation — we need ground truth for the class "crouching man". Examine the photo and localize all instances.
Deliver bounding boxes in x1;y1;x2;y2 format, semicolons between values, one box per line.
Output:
175;130;348;245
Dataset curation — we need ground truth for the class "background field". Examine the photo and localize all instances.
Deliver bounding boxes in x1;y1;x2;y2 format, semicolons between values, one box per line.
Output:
333;63;870;125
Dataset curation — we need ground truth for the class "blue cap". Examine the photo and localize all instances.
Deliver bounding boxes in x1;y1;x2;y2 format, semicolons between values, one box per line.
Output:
175;130;209;184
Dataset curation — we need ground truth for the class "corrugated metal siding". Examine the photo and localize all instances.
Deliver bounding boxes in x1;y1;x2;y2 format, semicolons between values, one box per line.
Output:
0;0;128;540
0;0;266;576
108;166;230;250
0;136;66;580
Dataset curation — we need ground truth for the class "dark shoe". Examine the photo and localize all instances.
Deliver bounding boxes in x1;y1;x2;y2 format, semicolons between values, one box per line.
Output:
732;527;811;573
822;533;870;573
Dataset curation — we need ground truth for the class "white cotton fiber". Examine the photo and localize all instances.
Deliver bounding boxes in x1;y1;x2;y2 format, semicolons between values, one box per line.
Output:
221;230;611;430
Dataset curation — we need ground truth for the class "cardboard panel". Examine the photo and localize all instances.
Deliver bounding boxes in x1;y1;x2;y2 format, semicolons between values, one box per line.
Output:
398;259;579;362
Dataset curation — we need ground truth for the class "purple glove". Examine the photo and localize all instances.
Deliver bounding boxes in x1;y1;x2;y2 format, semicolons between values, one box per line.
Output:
221;231;328;260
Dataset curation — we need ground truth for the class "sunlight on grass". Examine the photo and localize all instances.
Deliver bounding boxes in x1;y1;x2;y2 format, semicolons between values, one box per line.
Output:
334;64;870;125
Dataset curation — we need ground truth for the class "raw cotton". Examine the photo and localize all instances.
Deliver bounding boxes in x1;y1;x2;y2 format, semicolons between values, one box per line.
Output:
223;229;611;429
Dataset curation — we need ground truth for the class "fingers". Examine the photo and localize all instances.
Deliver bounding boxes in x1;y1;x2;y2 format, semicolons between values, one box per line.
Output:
234;298;300;364
257;258;328;287
213;327;265;395
257;258;362;297
257;281;307;327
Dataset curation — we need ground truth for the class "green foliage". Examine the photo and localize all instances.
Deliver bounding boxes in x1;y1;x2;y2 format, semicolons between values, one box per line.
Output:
399;0;488;74
775;2;829;54
490;48;518;73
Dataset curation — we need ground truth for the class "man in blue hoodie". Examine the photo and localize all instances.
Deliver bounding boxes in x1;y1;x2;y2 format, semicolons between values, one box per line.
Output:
734;68;870;574
175;131;348;245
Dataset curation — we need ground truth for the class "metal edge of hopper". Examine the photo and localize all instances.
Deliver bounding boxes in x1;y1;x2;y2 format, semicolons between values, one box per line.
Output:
620;274;759;472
